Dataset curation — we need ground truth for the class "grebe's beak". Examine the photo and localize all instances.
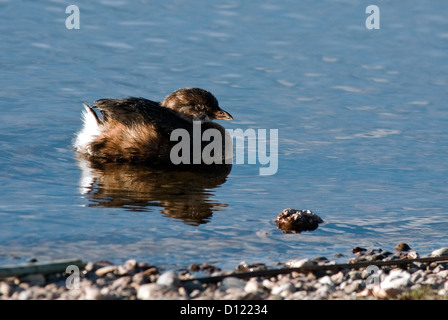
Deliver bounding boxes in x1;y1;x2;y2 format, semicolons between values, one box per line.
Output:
213;109;233;120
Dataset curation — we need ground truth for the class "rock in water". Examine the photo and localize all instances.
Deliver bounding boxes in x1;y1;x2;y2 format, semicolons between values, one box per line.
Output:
275;208;323;233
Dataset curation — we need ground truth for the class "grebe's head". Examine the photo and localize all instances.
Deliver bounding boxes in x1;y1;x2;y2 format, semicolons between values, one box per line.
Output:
162;88;233;122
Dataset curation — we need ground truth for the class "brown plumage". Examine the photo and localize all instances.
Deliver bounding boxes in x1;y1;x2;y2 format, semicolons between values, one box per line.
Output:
74;88;233;166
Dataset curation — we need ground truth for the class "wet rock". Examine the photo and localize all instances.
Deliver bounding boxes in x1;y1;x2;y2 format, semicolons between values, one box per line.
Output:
84;286;101;300
348;270;363;281
237;261;267;272
343;280;363;294
111;276;132;290
189;263;201;272
395;243;411;252
351;246;367;254
330;271;345;283
188;262;221;274
271;282;295;296
95;265;117;277
117;259;138;275
318;276;333;287
156;271;179;289
380;269;411;297
243;279;260;293
285;258;315;269
3;244;448;301
431;247;448;257
275;209;323;233
123;259;138;272
137;283;164;300
219;277;246;291
0;281;12;297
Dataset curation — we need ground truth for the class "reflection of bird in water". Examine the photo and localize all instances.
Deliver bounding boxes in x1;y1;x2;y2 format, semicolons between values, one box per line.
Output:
77;158;231;225
73;88;233;166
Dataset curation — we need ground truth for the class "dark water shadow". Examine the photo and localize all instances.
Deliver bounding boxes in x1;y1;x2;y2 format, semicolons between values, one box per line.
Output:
76;158;232;225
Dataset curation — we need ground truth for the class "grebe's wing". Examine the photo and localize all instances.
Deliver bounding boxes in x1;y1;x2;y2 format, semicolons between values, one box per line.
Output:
93;97;191;134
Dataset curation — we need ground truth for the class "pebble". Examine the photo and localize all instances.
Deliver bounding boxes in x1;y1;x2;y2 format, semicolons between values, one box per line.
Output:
219;277;246;291
137;283;163;300
431;247;448;257
156;270;179;289
381;269;411;291
95;265;117;277
285;258;315;268
271;282;295;296
275;208;324;233
1;245;448;300
394;243;411;252
244;278;260;293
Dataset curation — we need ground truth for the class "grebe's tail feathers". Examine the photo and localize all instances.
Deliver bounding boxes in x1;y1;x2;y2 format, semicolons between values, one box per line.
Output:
73;103;102;154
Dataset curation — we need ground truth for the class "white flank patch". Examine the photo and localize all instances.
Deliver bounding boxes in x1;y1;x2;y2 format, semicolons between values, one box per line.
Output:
73;104;101;154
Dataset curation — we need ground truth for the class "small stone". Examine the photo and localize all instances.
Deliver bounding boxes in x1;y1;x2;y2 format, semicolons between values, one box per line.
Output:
18;290;33;300
381;269;411;296
394;243;411;252
348;270;363;281
111;276;132;290
356;288;372;298
123;259;138;272
407;251;419;259
84;286;101;300
137;283;160;300
137;262;152;270
315;284;332;298
262;279;275;290
330;271;345;284
285;258;315;269
344;280;363;294
156;270;179;289
219;277;246;291
372;285;388;299
351;246;367;254
189;263;201;272
410;270;426;283
271;282;295;296
437;270;448;278
431;247;448;257
237;261;266;272
132;272;149;285
244;279;260;293
84;262;96;272
275;208;323;233
0;281;12;297
142;267;159;276
318;275;334;286
95;265;117;277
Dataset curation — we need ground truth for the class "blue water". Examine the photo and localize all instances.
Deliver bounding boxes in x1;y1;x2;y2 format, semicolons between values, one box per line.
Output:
1;0;448;270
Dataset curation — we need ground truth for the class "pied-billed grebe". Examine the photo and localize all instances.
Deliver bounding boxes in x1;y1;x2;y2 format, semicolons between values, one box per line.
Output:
74;88;233;165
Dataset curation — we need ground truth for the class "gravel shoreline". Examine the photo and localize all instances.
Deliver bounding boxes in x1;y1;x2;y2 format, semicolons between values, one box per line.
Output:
1;245;447;300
